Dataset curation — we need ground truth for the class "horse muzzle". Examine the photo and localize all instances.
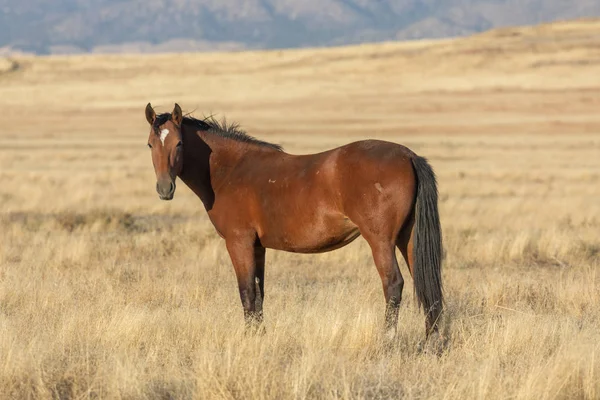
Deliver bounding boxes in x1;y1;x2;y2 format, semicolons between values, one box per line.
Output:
156;180;176;200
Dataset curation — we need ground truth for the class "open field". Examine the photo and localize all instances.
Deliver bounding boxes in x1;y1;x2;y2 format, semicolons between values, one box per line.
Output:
1;19;600;399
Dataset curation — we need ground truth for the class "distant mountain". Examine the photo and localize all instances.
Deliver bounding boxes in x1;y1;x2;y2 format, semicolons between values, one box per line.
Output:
1;0;600;54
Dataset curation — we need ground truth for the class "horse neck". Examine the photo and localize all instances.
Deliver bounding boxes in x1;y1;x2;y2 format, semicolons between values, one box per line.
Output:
178;125;246;210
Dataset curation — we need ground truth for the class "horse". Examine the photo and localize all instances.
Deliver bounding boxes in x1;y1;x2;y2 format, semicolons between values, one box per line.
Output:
144;103;443;340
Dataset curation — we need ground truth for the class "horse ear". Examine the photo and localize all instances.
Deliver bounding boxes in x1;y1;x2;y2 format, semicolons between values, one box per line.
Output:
145;103;156;125
171;103;183;127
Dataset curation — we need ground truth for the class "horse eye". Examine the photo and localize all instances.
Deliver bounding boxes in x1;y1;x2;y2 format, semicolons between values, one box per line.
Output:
176;141;182;148
147;143;152;149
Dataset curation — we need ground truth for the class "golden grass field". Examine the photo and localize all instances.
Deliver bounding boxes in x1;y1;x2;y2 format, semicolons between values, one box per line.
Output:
1;18;600;399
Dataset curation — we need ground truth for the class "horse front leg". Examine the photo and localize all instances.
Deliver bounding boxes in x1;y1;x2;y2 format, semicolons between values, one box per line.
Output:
226;236;264;330
254;246;266;323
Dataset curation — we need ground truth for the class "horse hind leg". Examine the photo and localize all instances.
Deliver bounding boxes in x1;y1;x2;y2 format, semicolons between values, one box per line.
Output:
365;238;404;342
396;213;415;278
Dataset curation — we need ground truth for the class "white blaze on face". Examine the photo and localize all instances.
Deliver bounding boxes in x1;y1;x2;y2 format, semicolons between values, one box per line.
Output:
160;129;170;146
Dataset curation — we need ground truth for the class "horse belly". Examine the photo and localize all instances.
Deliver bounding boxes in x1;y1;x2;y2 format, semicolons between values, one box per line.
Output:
260;214;361;254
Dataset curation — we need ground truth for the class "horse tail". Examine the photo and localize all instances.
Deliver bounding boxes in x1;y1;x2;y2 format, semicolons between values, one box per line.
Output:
410;156;443;330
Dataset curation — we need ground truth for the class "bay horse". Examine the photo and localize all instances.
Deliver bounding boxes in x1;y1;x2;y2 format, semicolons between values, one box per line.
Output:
145;103;443;340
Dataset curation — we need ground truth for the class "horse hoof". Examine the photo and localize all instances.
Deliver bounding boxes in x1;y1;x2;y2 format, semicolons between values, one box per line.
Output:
417;332;446;356
380;328;397;350
244;322;266;336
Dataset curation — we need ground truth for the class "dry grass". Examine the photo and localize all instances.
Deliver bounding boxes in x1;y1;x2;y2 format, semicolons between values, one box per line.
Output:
1;19;600;399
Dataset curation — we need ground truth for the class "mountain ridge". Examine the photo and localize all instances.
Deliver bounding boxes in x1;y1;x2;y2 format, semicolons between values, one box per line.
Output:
1;0;600;55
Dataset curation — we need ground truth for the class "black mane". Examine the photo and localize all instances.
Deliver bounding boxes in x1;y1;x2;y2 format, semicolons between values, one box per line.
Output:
153;113;283;152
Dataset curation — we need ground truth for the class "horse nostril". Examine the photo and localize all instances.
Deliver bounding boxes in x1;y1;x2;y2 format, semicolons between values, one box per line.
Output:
170;182;175;193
